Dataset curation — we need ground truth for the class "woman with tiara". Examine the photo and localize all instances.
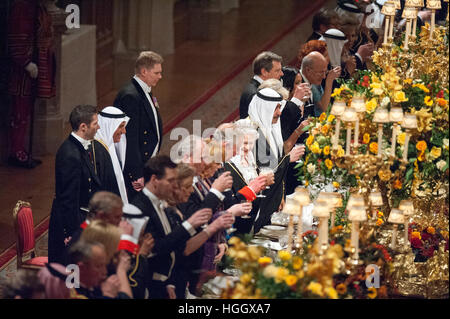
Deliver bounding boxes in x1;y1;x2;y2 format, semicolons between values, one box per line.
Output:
224;119;271;235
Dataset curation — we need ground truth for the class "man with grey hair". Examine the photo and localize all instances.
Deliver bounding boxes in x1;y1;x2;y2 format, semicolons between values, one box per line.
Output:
114;51;164;201
300;51;341;116
239;51;283;119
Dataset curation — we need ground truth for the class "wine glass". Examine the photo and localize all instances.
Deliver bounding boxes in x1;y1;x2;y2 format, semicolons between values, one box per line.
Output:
259;167;274;190
294;143;305;163
240;200;252;219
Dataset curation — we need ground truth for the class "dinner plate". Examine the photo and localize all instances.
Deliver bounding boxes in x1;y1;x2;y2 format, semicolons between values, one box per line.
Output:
263;225;286;231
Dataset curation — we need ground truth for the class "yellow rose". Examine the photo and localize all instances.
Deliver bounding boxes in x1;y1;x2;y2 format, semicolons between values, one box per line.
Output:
377;211;384;217
430;146;442;159
258;256;273;266
292;256;303;270
319;113;327;122
240;273;252;285
333;181;340;189
397;132;406;145
323;145;330;156
337;145;345;157
424;96;433;106
363;133;370;144
263;264;278;277
413;83;430;93
437;98;448;108
404;78;413;85
411;231;421;240
416;141;427;152
228;236;241;246
393;179;402;190
284;275;298;287
365;98;377;113
278;250;292;261
370;82;383;95
306;135;314;147
427;226;436;235
310;142;322;154
275;267;289;283
327;115;335;123
376;218;384;226
307;282;324;297
324;287;338;299
369;142;378;154
325;158;333;170
394;91;408;103
331;87;343;97
321;124;330;135
378;168;391;181
248;245;262;261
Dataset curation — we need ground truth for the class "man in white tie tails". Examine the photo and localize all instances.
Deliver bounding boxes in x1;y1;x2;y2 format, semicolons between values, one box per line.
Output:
114;51;164;201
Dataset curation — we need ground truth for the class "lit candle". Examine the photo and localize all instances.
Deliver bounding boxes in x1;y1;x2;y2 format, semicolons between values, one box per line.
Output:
319;217;328;247
333;118;341;149
295;205;303;248
391;123;398;157
383;16;389;44
331;101;346;150
346;124;352;155
403;131;410;161
404;19;411;50
391;224;398;250
287;214;294;251
377;124;383;157
430;10;436;39
351;221;360;259
348;205;366;260
312;201;329;248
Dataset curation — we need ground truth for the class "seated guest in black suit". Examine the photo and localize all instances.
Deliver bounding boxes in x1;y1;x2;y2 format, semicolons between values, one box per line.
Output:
239;51;284;119
168;163;235;298
307;8;339;42
80;220;133;298
68;240;131;299
130;155;214;299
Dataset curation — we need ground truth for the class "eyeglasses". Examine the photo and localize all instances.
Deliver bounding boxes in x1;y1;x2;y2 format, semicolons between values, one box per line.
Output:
308;67;328;77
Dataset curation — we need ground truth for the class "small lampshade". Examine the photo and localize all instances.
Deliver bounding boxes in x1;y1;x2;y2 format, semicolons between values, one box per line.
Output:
347;194;365;210
389;107;404;122
331;101;346;116
427;0;442;9
342;107;357;122
330;193;343;208
402;6;418;19
283;197;299;215
401;113;418;129
381;1;397;15
312;201;330;218
388;208;405;224
373;108;390;123
405;0;424;7
351;96;366;113
392;0;402;9
293;187;311;206
348;205;367;222
369;191;383;207
317;192;341;208
398;200;414;216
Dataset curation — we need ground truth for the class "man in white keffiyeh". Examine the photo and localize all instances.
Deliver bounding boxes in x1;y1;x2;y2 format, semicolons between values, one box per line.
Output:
95;106;130;204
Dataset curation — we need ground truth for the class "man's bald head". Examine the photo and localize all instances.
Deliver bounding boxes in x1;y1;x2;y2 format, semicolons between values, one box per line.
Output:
301;51;328;85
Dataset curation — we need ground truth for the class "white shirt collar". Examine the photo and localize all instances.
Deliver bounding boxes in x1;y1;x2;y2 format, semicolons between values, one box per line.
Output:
71;132;91;150
253;75;264;84
133;75;152;94
142;187;164;207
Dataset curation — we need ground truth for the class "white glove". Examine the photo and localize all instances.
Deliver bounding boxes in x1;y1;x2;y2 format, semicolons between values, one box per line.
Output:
25;62;38;79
